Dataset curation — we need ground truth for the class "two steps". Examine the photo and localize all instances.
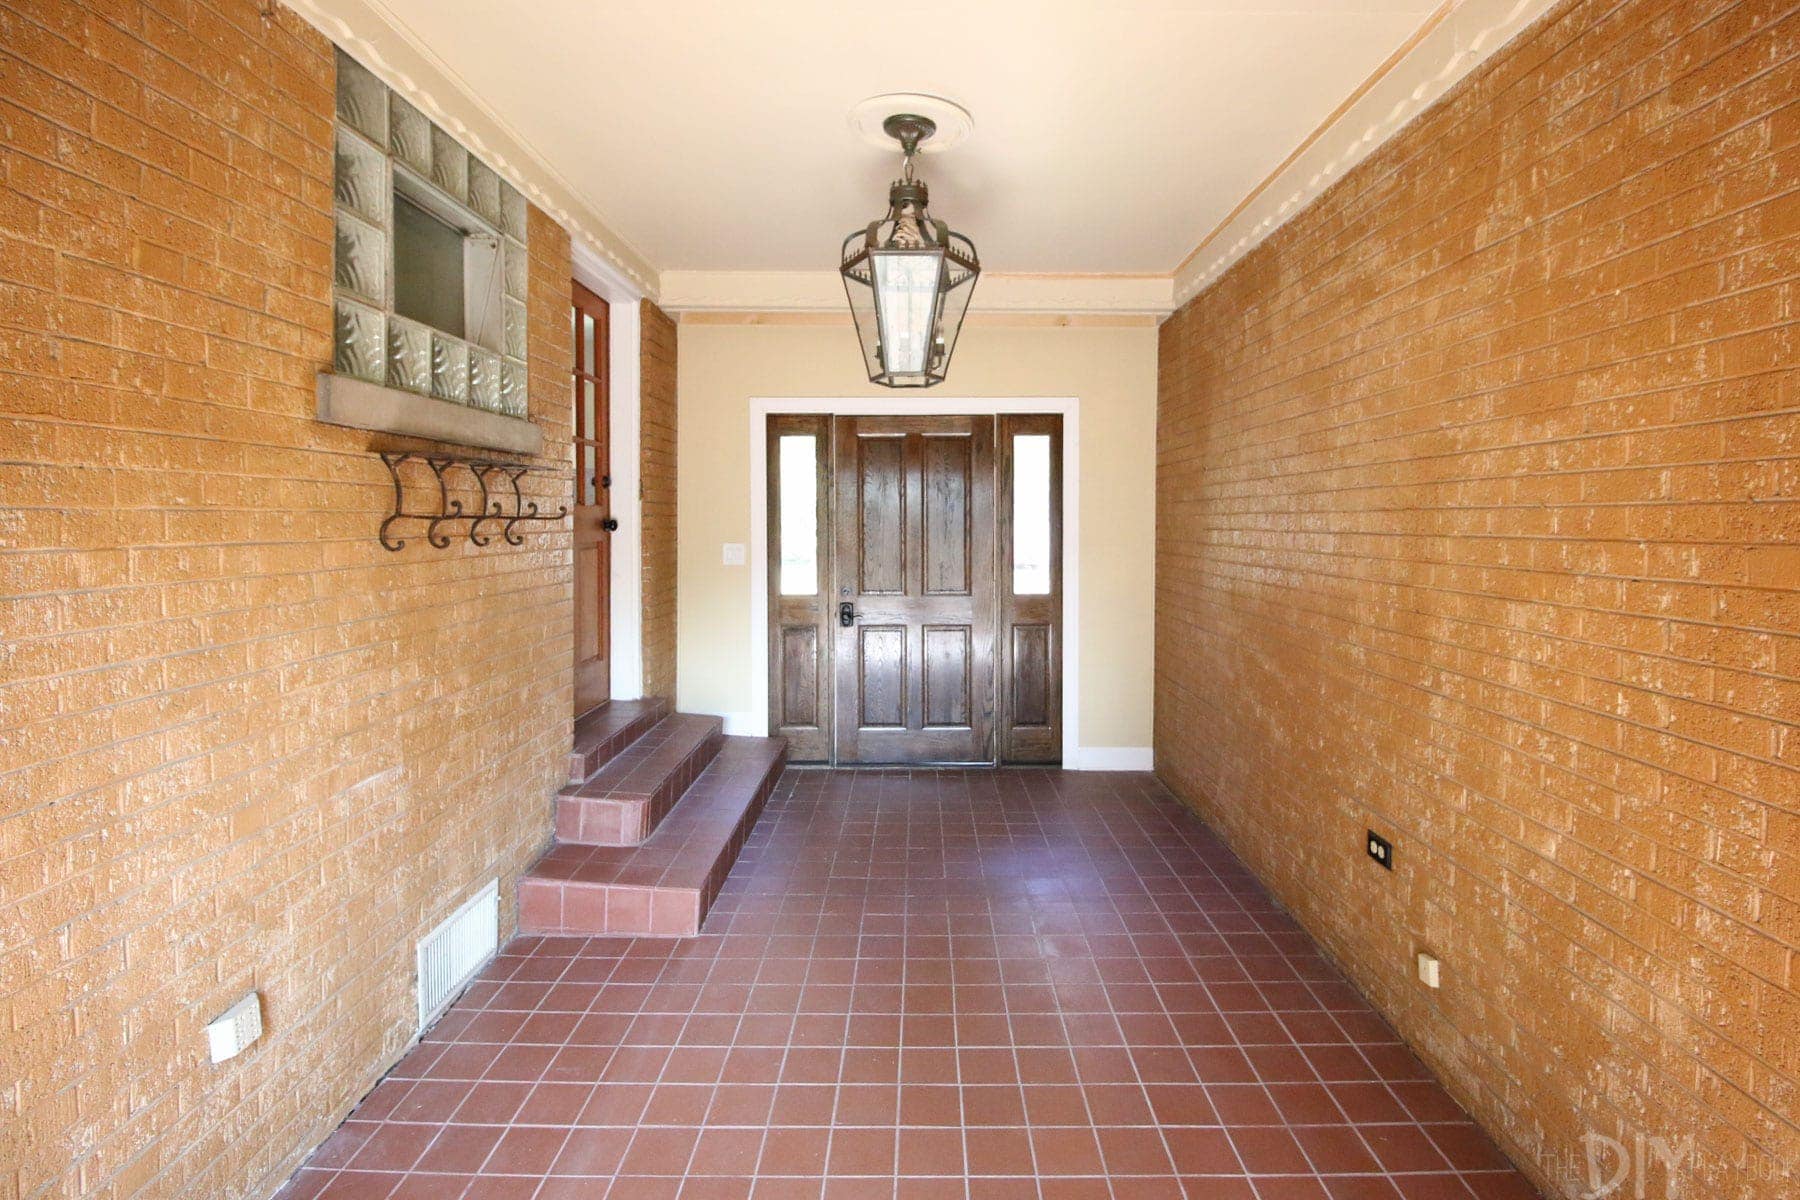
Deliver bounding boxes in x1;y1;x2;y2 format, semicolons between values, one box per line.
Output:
519;700;785;938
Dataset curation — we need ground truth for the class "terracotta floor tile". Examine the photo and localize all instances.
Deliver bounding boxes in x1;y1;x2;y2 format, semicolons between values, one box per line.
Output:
1029;1125;1105;1175
273;769;1541;1200
414;1125;502;1173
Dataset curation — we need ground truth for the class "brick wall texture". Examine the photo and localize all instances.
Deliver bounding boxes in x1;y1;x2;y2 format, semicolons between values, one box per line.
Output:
1;4;575;1199
1155;2;1798;1198
640;299;677;702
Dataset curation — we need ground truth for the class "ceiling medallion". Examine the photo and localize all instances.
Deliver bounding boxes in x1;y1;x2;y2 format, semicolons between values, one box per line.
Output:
839;111;980;388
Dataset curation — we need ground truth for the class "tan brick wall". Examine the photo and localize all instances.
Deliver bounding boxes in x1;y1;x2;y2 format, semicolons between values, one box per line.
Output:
1155;2;1798;1198
0;4;574;1199
640;299;677;701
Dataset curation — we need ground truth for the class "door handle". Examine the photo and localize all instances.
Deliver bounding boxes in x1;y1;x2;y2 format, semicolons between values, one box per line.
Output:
600;517;619;532
838;602;856;627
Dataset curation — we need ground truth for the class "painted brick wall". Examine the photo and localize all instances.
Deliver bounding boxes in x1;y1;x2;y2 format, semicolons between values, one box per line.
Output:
1155;2;1798;1198
0;4;574;1199
640;299;677;701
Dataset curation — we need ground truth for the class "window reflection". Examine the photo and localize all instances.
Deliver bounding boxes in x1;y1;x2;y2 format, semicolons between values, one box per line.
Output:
1013;434;1051;594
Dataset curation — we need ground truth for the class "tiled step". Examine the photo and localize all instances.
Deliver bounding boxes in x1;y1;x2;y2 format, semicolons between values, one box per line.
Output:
568;696;668;785
519;735;786;937
554;713;723;845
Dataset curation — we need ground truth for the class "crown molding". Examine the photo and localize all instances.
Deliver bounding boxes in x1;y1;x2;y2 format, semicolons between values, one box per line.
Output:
287;0;1556;317
680;311;1156;329
286;0;658;300
658;270;1175;316
1171;0;1560;305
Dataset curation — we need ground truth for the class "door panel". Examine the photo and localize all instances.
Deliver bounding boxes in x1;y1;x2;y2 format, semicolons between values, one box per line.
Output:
857;626;908;727
571;281;611;715
997;415;1063;762
779;626;820;727
1009;623;1053;728
922;437;971;595
922;626;972;728
857;437;906;594
833;415;995;764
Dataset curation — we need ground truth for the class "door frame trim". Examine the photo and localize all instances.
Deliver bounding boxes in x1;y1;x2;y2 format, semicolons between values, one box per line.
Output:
574;245;645;702
747;397;1080;767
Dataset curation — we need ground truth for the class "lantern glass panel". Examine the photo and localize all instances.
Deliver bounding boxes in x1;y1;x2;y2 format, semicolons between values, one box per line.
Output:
872;249;945;378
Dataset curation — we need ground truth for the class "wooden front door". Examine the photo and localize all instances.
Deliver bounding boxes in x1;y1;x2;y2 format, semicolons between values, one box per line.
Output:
571;281;610;715
831;415;996;764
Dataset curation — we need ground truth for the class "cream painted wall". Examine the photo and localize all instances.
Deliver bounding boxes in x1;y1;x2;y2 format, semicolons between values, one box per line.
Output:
675;318;1158;758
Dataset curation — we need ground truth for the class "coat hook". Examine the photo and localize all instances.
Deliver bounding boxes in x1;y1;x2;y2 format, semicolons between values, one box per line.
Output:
377;452;567;552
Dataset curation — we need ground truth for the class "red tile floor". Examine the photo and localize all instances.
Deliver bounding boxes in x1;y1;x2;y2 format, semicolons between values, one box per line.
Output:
277;769;1541;1200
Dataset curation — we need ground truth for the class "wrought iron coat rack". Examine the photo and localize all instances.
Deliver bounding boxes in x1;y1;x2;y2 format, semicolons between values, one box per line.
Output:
378;452;567;551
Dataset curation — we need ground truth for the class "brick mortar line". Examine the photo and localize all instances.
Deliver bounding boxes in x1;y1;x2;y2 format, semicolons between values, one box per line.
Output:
1155;579;1800;799
1161;751;1800;1168
70;837;547;1200
1157;590;1800;741
0;622;572;817
0;17;332;188
1194;0;1800;327
1148;624;1795;948
1156;532;1800;609
1151;559;1800;687
1157;345;1800;481
1173;76;1800;400
3;5;337;190
1162;248;1800;463
1149;657;1796;995
0;585;572;720
1144;752;1778;1165
0;548;574;623
0;728;564;952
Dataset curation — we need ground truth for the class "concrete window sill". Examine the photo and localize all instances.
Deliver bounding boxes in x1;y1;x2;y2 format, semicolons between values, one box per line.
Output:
316;373;543;455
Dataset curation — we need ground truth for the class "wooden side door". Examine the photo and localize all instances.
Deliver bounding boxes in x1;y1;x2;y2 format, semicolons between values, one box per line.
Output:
571;281;611;715
767;415;833;761
997;414;1063;762
831;415;996;764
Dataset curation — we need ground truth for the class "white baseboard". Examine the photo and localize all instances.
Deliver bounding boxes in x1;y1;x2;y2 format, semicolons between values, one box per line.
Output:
693;711;1151;772
719;711;763;736
1069;746;1154;772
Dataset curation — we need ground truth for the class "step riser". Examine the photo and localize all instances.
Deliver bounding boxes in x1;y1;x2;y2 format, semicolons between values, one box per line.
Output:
518;877;700;938
554;729;723;845
520;740;786;938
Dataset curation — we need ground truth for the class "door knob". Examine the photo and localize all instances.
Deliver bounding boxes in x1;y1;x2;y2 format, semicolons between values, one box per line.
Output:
601;517;619;532
838;602;856;627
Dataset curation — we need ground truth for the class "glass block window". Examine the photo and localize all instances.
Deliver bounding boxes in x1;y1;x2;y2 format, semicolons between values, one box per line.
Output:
331;49;529;418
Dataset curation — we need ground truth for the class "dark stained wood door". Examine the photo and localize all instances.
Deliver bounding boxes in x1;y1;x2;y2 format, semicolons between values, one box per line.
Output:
831;415;996;764
571;281;610;715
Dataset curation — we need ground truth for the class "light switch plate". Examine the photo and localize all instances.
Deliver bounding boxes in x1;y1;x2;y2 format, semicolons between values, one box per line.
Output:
721;543;746;566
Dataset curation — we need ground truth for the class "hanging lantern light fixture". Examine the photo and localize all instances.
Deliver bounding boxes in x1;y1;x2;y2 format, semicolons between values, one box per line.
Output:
840;114;980;388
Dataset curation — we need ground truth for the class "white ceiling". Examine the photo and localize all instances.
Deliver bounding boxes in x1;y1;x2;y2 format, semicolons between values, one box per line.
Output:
361;0;1442;277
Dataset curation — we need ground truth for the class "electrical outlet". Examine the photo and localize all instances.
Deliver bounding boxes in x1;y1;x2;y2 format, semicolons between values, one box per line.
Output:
206;992;262;1063
1417;951;1442;988
1366;830;1393;870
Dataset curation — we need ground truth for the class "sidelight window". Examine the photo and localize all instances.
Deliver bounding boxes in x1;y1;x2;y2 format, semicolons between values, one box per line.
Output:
778;435;820;595
1011;433;1052;594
